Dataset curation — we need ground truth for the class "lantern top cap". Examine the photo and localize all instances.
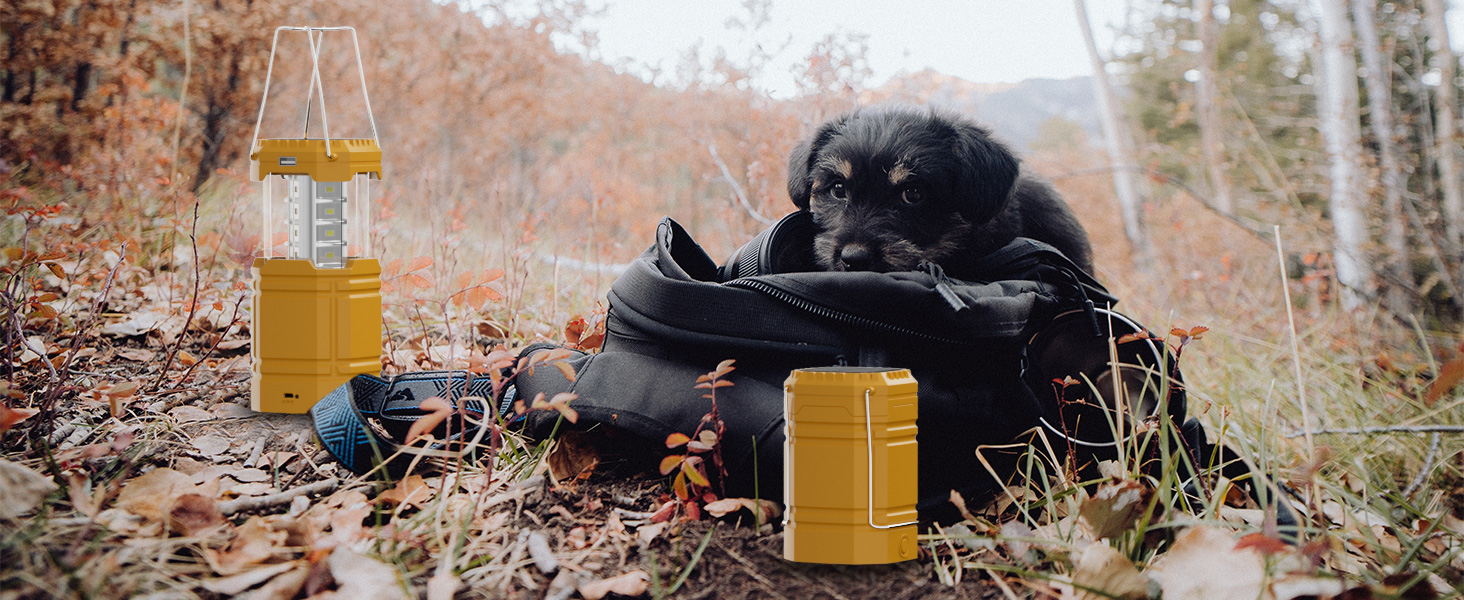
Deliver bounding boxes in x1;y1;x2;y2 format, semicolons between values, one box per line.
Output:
250;138;382;182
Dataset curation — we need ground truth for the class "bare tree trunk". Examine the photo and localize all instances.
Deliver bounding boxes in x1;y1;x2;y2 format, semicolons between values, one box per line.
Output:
1316;0;1375;311
1196;0;1232;214
1353;0;1413;316
1423;0;1464;250
1073;0;1155;272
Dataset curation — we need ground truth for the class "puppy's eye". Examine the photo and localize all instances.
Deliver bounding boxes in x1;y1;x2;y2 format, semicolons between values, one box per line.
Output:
901;186;923;205
831;182;847;199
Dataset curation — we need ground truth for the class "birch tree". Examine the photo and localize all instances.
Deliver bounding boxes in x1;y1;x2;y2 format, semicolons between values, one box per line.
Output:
1315;0;1375;310
1353;0;1412;315
1423;0;1464;249
1074;0;1156;272
1196;0;1233;213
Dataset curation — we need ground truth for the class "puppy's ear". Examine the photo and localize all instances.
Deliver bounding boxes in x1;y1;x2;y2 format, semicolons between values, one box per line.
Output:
787;139;815;210
787;113;854;210
951;121;1020;224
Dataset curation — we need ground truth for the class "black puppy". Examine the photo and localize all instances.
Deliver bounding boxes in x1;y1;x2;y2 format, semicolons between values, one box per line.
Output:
787;106;1095;277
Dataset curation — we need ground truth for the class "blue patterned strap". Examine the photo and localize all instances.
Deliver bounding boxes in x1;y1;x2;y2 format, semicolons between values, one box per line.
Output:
309;371;503;477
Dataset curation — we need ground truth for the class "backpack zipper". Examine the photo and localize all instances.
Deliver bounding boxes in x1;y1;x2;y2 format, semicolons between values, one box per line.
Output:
919;260;971;313
723;278;979;346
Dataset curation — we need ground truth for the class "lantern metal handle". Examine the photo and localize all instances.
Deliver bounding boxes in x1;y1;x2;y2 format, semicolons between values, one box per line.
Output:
250;26;380;260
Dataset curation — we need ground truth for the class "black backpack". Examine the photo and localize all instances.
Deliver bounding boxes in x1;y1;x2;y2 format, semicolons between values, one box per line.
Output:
313;211;1237;523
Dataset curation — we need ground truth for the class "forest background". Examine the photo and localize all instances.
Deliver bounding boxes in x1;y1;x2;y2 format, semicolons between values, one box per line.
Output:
2;0;1464;598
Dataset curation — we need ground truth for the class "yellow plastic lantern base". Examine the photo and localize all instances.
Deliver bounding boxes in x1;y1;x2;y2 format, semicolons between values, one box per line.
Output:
783;367;919;564
251;257;382;413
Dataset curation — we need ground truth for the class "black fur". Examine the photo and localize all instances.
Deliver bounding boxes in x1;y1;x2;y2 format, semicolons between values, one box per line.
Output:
787;106;1095;277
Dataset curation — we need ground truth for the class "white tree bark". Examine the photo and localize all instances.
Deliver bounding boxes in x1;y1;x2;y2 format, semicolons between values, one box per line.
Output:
1423;0;1464;249
1315;0;1375;310
1074;0;1155;272
1196;0;1233;214
1353;0;1412;315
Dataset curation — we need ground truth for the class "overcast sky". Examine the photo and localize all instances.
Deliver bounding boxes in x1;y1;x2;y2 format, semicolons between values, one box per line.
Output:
572;0;1464;96
576;0;1140;95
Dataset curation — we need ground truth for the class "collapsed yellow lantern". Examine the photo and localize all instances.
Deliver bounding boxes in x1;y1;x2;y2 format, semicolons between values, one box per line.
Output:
783;367;919;564
248;26;383;413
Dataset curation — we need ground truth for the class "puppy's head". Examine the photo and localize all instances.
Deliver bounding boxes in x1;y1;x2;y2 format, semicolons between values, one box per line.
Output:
787;106;1019;272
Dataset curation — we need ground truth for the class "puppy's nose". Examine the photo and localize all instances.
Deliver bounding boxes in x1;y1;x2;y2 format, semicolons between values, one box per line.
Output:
838;245;874;271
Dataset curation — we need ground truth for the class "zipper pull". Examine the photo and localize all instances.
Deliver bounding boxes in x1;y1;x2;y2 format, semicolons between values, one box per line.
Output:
921;261;969;313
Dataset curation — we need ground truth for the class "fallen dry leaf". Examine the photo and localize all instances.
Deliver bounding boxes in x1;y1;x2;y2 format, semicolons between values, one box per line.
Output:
579;570;650;600
207;516;287;575
0;458;59;519
703;497;782;522
229;468;270;483
191;435;232;457
200;561;299;595
169;405;214;423
636;522;669;544
1148;526;1267;600
115;468;194;522
0;403;38;434
328;547;410;600
376;474;434;510
548;431;600;484
170;493;225;537
1070;543;1150;600
1080;480;1152;540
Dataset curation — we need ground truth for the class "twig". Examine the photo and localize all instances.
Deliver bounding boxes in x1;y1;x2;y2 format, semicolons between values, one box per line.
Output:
218;478;340;515
1284;425;1464;438
1404;432;1443;497
243;436;268;468
703;139;775;226
151;197;204;391
170;292;246;387
524;531;559;574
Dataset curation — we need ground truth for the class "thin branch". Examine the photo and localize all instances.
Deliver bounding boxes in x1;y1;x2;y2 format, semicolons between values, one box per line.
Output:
218;478;341;515
1284;425;1464;438
1050;164;1274;241
703;140;774;226
1403;432;1442;497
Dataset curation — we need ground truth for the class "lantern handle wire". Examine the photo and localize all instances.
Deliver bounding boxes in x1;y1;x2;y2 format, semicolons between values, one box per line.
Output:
864;388;917;530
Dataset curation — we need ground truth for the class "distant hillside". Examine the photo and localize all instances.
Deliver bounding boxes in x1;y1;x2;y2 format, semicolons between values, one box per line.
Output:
865;70;1101;150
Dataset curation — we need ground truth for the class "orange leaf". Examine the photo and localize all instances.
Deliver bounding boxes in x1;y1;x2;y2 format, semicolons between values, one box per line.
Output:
479;268;504;284
32;304;57;319
384;258;403;278
381;280;396;293
665;432;691;448
553;360;577;383
2;247;21;262
672;471;689;500
467;287;489;309
712;380;734;388
1424;358;1464;407
683;460;710;487
1188;326;1209;339
713;359;735;378
1170;327;1188;338
405;396;454;444
38;251;67;261
0;403;38;434
103;381;140;398
45;262;64;278
456;272;473;289
451;292;466;308
552;403;579;424
409;273;433;289
407;256;433;272
1234;532;1289;556
659;454;684;475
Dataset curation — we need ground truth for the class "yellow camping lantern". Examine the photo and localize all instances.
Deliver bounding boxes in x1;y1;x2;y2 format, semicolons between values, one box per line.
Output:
783;367;919;564
248;26;382;413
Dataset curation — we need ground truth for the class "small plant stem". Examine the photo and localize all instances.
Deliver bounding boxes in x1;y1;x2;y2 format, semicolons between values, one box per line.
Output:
1274;227;1314;456
151;200;203;391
